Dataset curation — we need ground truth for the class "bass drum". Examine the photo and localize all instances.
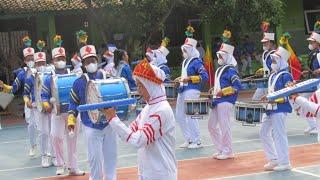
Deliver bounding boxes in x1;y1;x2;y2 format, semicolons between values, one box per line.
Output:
86;77;131;123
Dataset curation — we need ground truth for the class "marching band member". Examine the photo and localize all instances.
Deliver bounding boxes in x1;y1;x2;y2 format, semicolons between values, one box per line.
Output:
252;32;276;100
0;35;38;157
103;59;177;180
152;37;171;82
208;42;241;160
145;47;154;63
103;44;117;76
260;47;293;171
41;35;84;176
24;41;54;167
71;53;83;74
300;22;320;134
114;49;137;91
67;44;117;180
176;25;209;149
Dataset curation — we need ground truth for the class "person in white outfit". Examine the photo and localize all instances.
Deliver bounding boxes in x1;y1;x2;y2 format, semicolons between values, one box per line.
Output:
103;59;177;180
41;36;84;176
252;32;276;100
260;47;293;171
176;34;209;149
208;43;241;160
68;44;117;180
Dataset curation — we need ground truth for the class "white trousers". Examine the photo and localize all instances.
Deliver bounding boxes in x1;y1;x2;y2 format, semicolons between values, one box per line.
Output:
260;113;290;165
25;107;37;148
34;111;53;156
176;89;201;143
208;102;233;155
51;113;80;169
84;125;117;180
252;88;267;101
301;93;318;129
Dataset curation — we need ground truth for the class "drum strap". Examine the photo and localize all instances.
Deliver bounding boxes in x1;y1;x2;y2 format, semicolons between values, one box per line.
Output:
262;50;275;74
82;73;90;83
180;58;196;87
67;68;71;74
268;71;290;94
213;65;233;96
116;61;126;77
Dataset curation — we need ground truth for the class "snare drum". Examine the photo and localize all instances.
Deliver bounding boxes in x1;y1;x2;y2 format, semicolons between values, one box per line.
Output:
51;73;81;115
184;98;209;116
235;101;266;124
241;79;252;90
164;82;177;100
35;72;50;112
86;77;131;123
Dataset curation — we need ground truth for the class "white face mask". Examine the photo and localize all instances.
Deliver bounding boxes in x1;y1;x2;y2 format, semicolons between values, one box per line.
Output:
36;66;46;73
218;58;224;65
85;63;98;73
263;46;268;51
182;52;188;59
308;44;315;51
271;63;279;72
26;61;35;68
55;60;66;69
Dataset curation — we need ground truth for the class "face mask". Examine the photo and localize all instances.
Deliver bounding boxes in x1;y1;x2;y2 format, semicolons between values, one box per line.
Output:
182;52;188;59
85;63;98;73
26;61;35;68
308;44;315;51
218;58;224;65
55;60;66;69
271;63;279;72
36;66;46;73
263;46;268;51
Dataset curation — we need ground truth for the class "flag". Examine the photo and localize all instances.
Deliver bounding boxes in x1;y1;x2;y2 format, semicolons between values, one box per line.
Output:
203;45;215;87
279;32;301;81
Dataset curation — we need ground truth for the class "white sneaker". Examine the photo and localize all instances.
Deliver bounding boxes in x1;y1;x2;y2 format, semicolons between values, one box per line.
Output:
56;166;65;175
68;168;85;176
263;160;278;171
41;156;51;168
28;146;36;158
216;154;234;160
304;127;317;135
212;152;221;159
52;157;58;167
179;141;191;148
188;142;203;149
273;164;292;171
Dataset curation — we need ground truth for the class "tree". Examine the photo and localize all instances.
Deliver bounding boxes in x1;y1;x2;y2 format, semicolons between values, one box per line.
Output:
182;0;284;40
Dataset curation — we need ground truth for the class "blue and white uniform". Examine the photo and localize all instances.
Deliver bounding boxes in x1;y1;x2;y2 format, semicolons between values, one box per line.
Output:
260;47;293;171
208;43;241;159
116;60;137;91
68;45;117;180
176;38;208;148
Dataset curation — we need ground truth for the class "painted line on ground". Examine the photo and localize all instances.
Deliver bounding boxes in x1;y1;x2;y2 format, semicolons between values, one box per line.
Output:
292;168;320;178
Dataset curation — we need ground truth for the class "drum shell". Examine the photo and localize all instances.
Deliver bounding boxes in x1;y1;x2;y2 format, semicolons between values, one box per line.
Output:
51;73;80;115
86;77;130;123
184;98;209;115
235;101;265;124
164;82;177;100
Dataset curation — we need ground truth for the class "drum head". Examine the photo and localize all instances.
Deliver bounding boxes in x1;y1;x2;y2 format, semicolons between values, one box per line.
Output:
86;81;102;124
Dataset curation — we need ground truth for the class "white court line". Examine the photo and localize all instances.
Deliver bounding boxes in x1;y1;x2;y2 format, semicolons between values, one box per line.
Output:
0;128;305;145
292;168;320;178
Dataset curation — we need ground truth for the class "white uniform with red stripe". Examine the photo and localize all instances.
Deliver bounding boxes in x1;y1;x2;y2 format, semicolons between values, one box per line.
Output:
109;95;177;180
294;89;320;118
